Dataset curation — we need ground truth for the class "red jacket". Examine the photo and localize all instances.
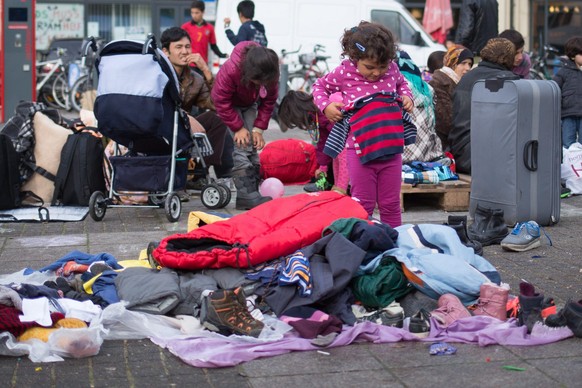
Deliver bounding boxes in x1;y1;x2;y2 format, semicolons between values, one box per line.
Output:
210;41;278;132
152;191;368;270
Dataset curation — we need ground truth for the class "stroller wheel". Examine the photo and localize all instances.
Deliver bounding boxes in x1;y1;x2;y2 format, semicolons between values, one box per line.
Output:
165;192;181;222
201;183;226;209
89;191;107;221
217;183;232;208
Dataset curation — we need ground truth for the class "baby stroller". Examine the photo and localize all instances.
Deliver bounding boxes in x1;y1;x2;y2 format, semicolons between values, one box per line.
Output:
83;35;230;222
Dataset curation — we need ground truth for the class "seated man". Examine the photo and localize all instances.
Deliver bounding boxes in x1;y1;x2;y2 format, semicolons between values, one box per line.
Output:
160;27;234;193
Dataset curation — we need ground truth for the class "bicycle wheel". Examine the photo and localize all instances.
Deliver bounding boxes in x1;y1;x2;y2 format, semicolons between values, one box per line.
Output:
51;73;70;110
288;74;315;93
528;69;545;80
69;75;90;112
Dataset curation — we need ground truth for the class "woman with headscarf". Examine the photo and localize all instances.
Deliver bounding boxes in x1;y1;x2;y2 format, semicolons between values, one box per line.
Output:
397;51;443;163
448;38;516;174
429;45;474;149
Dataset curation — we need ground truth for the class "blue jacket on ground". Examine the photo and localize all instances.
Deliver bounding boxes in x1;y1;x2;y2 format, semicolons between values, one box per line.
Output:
387;224;501;305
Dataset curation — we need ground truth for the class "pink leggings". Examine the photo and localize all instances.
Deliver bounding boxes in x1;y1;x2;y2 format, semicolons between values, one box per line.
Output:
333;149;349;192
346;149;402;227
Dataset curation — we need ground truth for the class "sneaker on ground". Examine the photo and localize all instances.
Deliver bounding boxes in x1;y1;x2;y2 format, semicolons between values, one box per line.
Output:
303;174;331;192
200;288;264;337
408;309;431;338
500;221;542;252
353;302;405;328
561;186;572;199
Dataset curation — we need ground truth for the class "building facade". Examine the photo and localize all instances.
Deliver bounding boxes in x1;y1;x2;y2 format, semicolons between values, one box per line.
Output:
35;0;581;54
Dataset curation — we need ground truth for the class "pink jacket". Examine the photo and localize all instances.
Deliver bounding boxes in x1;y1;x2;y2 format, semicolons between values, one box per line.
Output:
211;41;278;131
312;59;412;113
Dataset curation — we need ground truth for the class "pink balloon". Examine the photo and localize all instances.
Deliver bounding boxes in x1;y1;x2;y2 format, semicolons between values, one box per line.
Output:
259;177;285;199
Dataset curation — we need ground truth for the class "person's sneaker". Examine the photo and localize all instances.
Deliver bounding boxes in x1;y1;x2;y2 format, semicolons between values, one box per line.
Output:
408;309;431;338
431;294;472;327
545;299;582;337
200;288;264;337
500;221;544;252
561;186;572;199
176;190;190;202
353;302;405;328
186;177;208;191
303;174;331;192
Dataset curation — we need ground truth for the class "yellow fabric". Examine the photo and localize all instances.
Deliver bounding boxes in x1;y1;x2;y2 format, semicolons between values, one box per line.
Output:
187;211;228;232
19;319;87;342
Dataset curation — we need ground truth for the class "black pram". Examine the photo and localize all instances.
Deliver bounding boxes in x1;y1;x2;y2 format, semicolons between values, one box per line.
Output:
84;35;229;222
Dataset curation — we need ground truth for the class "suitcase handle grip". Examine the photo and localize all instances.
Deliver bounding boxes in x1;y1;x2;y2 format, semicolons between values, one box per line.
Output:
523;140;538;171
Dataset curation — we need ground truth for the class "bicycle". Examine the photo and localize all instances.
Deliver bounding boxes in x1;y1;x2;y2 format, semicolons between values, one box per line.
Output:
35;47;73;110
286;44;331;94
528;44;562;80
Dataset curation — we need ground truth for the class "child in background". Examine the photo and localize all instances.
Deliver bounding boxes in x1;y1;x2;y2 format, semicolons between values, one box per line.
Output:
278;91;349;194
552;36;582;149
224;1;268;47
312;21;414;227
181;1;227;67
211;41;279;210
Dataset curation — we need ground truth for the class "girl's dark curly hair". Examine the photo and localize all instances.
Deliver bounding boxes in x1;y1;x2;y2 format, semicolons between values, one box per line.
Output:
341;21;396;64
241;45;280;86
277;90;317;132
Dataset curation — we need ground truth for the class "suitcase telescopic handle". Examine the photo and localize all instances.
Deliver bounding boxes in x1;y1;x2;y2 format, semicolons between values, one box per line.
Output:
523;140;538;171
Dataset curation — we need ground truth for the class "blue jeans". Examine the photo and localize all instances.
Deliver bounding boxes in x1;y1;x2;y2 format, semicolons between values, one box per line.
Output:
562;116;582;148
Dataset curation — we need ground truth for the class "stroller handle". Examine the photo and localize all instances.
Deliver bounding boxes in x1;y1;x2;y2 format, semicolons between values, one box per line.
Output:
81;36;98;67
143;33;162;62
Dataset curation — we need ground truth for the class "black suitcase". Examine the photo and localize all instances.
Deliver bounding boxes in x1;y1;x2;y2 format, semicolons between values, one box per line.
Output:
469;79;561;226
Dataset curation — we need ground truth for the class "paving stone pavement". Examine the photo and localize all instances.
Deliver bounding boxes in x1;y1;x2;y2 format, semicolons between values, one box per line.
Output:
1;122;581;387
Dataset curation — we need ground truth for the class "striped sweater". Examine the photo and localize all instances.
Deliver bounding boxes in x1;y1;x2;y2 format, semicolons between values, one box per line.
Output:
324;92;417;164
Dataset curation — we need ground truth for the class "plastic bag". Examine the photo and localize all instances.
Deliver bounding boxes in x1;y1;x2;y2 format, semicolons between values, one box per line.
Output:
561;142;582;194
48;326;103;359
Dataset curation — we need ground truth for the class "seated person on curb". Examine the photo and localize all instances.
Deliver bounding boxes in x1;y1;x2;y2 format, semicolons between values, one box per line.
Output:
448;38;516;174
161;27;234;194
499;29;532;79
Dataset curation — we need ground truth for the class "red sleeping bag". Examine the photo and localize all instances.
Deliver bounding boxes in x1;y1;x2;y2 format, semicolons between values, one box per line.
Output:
152;191;368;270
259;139;317;184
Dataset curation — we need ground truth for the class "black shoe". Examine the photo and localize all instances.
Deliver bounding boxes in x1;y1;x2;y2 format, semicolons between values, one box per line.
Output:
467;205;509;246
447;221;484;256
545;299;582;337
517;281;544;333
409;308;431;338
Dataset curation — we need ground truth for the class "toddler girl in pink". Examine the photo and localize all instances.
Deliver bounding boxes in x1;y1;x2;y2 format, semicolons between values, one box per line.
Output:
312;21;414;227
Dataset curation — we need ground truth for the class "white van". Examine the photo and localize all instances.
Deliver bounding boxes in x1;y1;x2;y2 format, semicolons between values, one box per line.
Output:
213;0;445;70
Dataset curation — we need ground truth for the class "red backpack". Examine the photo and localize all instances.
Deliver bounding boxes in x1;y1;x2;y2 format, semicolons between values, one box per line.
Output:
260;139;317;184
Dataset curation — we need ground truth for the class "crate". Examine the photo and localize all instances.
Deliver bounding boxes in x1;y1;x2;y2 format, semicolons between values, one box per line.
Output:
400;174;472;212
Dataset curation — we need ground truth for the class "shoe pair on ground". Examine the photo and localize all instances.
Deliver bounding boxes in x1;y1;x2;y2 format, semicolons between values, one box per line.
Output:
353;301;404;328
430;282;510;328
353;301;430;337
200;287;265;338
